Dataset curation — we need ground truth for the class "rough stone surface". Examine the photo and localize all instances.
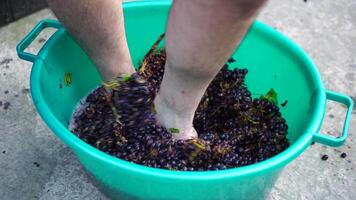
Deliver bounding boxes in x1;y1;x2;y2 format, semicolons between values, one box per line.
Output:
0;0;355;199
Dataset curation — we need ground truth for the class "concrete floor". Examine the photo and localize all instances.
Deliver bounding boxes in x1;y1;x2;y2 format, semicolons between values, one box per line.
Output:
0;0;355;199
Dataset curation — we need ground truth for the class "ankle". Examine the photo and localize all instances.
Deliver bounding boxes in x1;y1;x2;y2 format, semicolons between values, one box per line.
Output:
154;94;198;140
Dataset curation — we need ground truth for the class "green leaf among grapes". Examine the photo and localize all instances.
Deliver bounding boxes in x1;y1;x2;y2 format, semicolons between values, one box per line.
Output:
122;73;132;82
151;104;157;114
169;128;180;134
261;89;278;105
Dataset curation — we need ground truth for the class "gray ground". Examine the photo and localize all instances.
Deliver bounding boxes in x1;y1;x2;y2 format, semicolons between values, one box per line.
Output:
0;0;355;199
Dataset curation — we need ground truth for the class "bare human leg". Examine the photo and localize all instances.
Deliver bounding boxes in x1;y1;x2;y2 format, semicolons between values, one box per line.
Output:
155;0;267;140
47;0;135;82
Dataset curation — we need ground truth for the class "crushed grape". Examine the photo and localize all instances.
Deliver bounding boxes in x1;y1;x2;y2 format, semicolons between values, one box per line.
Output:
71;50;289;171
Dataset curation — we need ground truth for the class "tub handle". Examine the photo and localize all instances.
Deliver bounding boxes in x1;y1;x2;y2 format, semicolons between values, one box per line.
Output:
16;19;62;63
313;90;354;147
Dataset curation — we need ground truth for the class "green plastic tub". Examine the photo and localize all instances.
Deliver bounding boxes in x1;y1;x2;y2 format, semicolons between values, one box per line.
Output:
17;1;353;200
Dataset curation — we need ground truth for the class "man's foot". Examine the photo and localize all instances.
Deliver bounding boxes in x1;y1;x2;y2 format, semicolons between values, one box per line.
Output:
154;94;198;140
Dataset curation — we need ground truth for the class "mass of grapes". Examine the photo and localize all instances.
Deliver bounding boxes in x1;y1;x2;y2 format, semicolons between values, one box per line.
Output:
70;49;289;171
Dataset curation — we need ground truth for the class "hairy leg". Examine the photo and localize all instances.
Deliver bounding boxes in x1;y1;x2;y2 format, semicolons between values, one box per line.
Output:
155;0;267;140
47;0;135;82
